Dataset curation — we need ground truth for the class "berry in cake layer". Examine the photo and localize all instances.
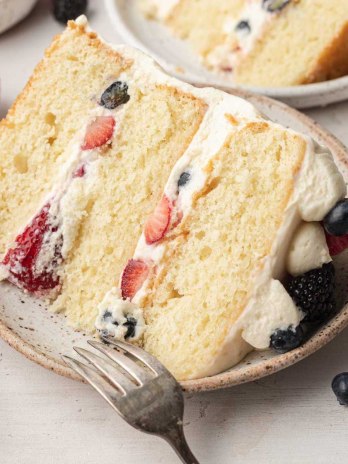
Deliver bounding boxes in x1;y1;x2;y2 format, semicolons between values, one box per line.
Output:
139;0;348;86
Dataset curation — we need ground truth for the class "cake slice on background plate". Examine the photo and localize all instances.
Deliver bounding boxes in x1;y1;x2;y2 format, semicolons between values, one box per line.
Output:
139;0;348;86
0;17;347;381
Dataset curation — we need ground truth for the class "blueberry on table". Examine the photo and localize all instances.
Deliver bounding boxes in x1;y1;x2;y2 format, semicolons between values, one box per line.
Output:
323;199;348;236
332;373;348;405
100;81;130;110
270;325;304;353
287;263;336;324
53;0;88;24
262;0;291;13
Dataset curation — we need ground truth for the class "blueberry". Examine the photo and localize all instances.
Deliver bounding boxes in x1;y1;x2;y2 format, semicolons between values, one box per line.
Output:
270;325;304;353
100;81;130;110
102;310;113;322
53;0;88;24
100;329;110;339
235;20;251;34
332;373;348;405
178;171;191;189
323;199;348;236
124;316;137;339
262;0;291;13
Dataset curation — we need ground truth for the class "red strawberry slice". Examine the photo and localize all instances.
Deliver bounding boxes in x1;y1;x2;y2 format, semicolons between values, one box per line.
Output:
2;203;62;294
81;116;115;150
144;195;172;245
73;164;86;178
121;259;149;300
325;229;348;256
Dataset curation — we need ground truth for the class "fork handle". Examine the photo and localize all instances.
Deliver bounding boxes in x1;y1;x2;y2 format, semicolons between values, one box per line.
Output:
163;425;200;464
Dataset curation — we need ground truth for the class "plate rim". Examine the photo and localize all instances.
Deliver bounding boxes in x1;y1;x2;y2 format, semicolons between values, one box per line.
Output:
104;0;348;108
1;88;348;392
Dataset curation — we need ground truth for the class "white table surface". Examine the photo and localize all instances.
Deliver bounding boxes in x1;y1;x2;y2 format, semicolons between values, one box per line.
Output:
1;1;348;463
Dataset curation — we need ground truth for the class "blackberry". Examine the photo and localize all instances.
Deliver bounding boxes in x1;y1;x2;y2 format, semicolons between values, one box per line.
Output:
53;0;88;24
287;263;336;324
323;199;348;236
262;0;291;13
178;171;191;189
235;20;251;34
270;325;304;353
100;81;130;110
332;373;348;406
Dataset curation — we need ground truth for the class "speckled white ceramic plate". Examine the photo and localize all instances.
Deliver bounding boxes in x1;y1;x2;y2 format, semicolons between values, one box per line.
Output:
0;0;38;35
105;0;348;109
1;90;348;393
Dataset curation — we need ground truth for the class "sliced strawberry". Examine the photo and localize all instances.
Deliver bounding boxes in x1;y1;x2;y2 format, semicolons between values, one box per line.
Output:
144;195;172;245
81;115;115;150
73;164;86;178
2;203;62;294
325;229;348;256
121;259;149;300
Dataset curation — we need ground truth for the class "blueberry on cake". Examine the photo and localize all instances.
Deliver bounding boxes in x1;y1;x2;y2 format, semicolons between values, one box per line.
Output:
0;17;347;381
139;0;348;86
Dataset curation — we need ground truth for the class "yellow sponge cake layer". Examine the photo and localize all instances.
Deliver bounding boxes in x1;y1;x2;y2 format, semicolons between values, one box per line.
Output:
0;22;130;254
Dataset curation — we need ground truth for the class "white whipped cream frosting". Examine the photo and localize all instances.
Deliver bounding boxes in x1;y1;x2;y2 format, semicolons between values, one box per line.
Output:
95;287;145;339
286;222;332;277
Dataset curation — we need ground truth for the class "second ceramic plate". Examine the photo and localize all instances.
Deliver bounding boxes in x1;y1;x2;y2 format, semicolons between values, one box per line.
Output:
105;0;348;109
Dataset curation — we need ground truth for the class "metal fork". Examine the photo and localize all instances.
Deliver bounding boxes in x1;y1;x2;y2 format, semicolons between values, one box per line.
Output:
63;338;200;464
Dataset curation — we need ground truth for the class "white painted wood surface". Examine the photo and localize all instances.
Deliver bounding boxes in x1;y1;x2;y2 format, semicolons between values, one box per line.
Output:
1;1;348;463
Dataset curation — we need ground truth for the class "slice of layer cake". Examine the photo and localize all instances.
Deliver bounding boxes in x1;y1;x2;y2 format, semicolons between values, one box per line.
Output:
0;17;207;330
1;18;346;381
139;0;348;86
96;113;346;380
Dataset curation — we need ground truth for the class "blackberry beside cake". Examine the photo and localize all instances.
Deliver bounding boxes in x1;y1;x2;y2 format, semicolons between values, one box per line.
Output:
139;0;348;86
0;17;347;380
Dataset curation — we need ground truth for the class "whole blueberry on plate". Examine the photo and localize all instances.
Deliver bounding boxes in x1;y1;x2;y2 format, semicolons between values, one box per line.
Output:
323;199;348;236
332;373;348;405
270;325;304;353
